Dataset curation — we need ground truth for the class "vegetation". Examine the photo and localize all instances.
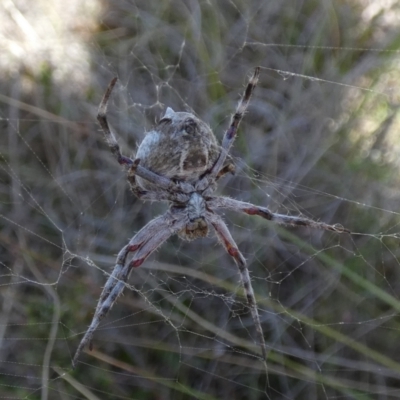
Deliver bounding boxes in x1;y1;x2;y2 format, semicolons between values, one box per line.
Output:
1;0;400;398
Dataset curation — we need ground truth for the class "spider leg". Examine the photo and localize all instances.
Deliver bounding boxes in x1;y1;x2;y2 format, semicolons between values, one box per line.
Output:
208;197;350;233
97;77;134;166
207;67;260;181
72;213;184;368
216;162;236;181
127;159;150;199
207;211;268;362
97;79;191;194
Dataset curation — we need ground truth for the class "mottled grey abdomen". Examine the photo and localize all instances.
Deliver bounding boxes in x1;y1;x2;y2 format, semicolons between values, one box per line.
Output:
134;108;220;191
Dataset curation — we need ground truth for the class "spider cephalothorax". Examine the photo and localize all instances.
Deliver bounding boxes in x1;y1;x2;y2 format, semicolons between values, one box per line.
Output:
72;68;348;368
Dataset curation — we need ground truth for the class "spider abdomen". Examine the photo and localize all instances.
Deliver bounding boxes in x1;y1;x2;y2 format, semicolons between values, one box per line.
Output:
135;109;219;191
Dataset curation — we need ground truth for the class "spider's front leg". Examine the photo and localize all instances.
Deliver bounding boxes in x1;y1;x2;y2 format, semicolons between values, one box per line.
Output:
72;214;185;368
127;159;149;199
97;77;134;167
206;67;260;182
97;78;191;195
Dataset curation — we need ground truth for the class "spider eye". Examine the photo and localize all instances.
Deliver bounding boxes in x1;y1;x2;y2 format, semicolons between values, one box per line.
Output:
184;118;196;134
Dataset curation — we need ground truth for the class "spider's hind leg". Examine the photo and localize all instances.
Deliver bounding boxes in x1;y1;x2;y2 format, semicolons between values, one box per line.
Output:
206;211;268;363
72;213;185;368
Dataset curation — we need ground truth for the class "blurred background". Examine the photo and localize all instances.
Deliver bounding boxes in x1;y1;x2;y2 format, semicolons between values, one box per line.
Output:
1;0;400;399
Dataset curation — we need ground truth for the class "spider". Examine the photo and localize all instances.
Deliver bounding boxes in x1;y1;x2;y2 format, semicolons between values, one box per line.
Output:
72;67;348;368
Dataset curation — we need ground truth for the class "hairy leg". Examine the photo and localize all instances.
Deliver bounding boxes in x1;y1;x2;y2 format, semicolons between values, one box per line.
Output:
206;67;260;182
72;213;183;367
208;196;349;233
216;163;236;181
97;78;192;193
97;77;134;166
207;211;268;362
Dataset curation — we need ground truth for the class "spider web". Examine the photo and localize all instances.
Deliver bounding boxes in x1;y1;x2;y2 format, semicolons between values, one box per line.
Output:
2;0;400;399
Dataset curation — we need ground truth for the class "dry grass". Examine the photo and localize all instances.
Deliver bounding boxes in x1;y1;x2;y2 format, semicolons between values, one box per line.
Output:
1;0;400;399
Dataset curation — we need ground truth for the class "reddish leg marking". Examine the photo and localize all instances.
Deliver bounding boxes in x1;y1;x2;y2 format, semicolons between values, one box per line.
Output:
130;257;146;268
127;244;141;252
